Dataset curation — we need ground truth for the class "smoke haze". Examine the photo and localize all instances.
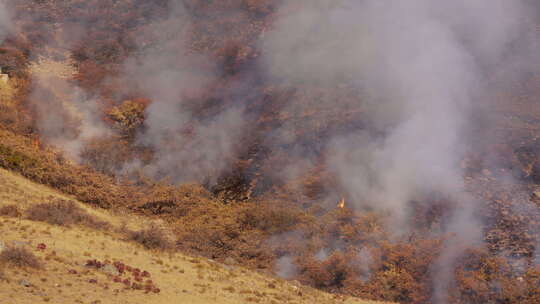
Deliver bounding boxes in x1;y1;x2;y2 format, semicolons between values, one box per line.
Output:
121;2;246;184
6;0;539;302
262;0;535;226
260;1;537;302
29;68;111;161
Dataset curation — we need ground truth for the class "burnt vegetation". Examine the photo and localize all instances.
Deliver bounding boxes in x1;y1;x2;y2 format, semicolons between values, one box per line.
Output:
0;1;538;303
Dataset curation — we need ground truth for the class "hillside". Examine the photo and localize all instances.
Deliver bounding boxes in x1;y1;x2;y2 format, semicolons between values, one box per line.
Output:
0;168;389;304
0;1;539;303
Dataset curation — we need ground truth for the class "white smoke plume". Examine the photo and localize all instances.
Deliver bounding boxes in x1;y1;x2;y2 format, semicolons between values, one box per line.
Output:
16;2;112;162
29;62;111;161
355;247;374;282
262;0;534;225
261;0;537;302
122;2;246;184
275;255;298;279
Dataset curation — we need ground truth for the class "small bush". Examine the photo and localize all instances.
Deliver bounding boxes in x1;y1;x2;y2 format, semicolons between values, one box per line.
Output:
25;199;109;229
128;223;173;250
106;100;146;140
299;252;355;289
0;246;41;269
0;144;38;171
240;204;302;234
79;136;133;176
0;204;21;217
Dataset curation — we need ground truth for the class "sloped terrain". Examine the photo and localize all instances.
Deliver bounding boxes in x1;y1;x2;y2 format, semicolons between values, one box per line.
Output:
0;1;539;303
0;168;389;304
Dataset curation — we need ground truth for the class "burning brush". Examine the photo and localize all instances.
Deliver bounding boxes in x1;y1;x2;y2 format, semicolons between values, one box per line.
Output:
338;198;345;209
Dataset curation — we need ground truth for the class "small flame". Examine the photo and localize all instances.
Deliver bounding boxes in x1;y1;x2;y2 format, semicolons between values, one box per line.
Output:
338;198;345;209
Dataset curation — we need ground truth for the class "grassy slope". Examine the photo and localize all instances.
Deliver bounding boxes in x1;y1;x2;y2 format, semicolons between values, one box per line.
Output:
0;168;391;304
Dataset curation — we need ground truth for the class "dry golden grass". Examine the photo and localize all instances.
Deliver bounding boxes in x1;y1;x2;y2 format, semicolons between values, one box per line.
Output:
0;79;16;105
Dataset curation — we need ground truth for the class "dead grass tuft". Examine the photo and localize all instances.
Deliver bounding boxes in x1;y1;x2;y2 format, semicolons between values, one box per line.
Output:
0;246;42;269
240;203;303;234
0;204;21;217
25;199;109;229
127;223;174;250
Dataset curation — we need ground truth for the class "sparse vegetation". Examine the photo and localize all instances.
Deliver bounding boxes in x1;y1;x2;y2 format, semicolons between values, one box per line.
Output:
240;203;305;233
0;204;21;217
0;246;41;269
25;199;109;229
127;223;174;250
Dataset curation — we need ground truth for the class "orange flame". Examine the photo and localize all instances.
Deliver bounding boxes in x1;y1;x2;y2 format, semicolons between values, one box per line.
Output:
338;198;345;209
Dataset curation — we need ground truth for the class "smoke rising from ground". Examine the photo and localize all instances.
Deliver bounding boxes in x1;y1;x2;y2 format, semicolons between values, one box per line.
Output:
29;67;111;161
17;2;112;162
261;0;537;302
8;0;538;301
121;2;246;184
262;0;533;225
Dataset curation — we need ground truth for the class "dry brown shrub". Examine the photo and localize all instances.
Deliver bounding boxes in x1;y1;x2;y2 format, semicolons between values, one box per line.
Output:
0;246;41;269
79;136;133;176
0;204;21;217
299;251;355;289
0;128;127;209
448;248;540;304
240;203;303;234
127;223;174;250
0;77;33;133
25;199;109;229
106;100;146;140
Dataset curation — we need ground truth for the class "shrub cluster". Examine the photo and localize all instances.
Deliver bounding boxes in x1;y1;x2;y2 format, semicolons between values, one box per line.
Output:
25;199;109;229
0;246;41;269
127;223;174;250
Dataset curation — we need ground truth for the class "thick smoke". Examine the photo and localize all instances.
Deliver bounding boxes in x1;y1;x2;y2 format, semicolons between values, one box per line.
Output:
26;15;110;162
10;0;538;300
262;0;532;225
122;2;246;184
29;65;111;161
261;0;536;302
17;3;112;161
